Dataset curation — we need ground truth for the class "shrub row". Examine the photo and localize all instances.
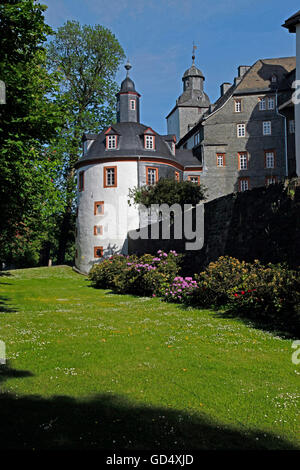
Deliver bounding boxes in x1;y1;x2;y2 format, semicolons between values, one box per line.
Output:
89;253;300;334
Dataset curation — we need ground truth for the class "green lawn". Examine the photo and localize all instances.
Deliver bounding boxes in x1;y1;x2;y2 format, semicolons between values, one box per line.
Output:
0;266;299;450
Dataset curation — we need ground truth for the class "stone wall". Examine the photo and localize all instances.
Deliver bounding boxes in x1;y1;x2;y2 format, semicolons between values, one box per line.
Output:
128;182;300;273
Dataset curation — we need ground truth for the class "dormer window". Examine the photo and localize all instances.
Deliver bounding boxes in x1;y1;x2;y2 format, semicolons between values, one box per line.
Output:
130;100;136;110
107;135;117;149
271;74;277;84
145;135;154;149
143;128;156;150
105;127;119;150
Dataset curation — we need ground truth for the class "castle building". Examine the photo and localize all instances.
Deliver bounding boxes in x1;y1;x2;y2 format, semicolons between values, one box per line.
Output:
75;62;202;274
75;50;297;273
173;57;296;200
166;52;210;141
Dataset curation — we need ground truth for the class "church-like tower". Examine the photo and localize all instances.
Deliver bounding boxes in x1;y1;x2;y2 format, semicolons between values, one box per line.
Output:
74;61;202;274
116;60;141;123
166;49;210;141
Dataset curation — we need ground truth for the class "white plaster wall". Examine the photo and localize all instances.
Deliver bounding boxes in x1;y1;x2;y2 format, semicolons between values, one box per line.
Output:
296;23;300;176
76;160;139;273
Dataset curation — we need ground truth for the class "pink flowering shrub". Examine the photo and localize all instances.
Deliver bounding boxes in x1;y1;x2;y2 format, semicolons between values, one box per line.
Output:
89;250;182;296
162;276;199;303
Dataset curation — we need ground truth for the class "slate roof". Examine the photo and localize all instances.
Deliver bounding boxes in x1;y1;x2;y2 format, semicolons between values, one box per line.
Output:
120;76;136;93
76;122;200;168
282;10;300;33
183;64;204;79
233;57;296;94
177;56;296;147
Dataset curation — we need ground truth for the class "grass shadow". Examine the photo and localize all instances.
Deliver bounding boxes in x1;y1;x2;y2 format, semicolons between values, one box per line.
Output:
212;307;299;340
0;296;17;314
0;363;298;450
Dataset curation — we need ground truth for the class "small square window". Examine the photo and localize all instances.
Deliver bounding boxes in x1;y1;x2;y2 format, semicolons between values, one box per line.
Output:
94;201;104;215
237;124;245;137
94;225;103;235
263;121;271;135
239;178;249;192
188;175;200;185
266;176;277;186
94;246;103;258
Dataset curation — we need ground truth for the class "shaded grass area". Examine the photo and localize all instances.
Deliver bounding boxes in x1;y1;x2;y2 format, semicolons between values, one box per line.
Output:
0;266;299;450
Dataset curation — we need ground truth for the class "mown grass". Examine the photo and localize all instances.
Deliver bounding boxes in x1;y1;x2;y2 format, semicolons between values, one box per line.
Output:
0;266;299;450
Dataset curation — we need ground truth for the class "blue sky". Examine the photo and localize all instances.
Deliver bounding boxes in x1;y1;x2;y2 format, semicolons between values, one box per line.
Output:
42;0;299;135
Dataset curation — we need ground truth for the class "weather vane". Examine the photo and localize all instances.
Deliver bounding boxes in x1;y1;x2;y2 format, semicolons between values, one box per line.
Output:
192;42;197;64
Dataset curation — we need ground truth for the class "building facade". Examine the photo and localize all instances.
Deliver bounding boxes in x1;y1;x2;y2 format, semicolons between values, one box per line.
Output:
172;57;296;200
75;62;203;274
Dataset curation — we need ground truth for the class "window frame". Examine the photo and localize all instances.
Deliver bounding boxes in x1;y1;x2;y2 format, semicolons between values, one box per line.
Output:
187;175;200;185
106;134;118;149
237;123;246;138
104;166;117;188
238;177;250;192
264;150;275;169
144;134;155;150
267;96;275;110
238;152;248;170
258;97;266;111
263;121;272;136
94;225;103;236
78;171;84;191
234;99;242;113
265;176;277;186
94;246;103;259
216;153;226;167
289;119;295;134
146;166;158;185
94;201;104;215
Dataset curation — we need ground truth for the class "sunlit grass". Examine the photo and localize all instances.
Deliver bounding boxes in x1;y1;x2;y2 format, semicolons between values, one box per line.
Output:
0;266;299;450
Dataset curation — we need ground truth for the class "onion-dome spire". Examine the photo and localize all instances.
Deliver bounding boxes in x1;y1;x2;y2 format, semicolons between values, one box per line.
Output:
117;59;141;123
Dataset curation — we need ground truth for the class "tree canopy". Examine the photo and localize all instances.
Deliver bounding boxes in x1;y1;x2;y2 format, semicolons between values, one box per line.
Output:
0;0;63;267
128;178;207;208
46;20;125;263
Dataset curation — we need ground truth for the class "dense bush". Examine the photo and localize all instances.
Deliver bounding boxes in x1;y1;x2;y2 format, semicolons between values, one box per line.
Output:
88;250;182;296
89;253;299;334
162;276;199;303
189;256;300;333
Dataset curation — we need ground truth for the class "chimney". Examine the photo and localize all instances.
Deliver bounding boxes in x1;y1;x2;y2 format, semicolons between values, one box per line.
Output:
220;82;231;96
238;65;250;78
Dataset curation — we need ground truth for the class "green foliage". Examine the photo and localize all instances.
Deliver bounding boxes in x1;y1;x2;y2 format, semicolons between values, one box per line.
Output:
88;251;182;296
0;0;64;267
46;21;125;263
190;256;300;334
128;178;206;208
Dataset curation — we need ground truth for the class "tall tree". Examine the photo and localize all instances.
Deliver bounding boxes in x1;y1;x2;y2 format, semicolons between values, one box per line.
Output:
47;21;125;264
0;0;63;267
